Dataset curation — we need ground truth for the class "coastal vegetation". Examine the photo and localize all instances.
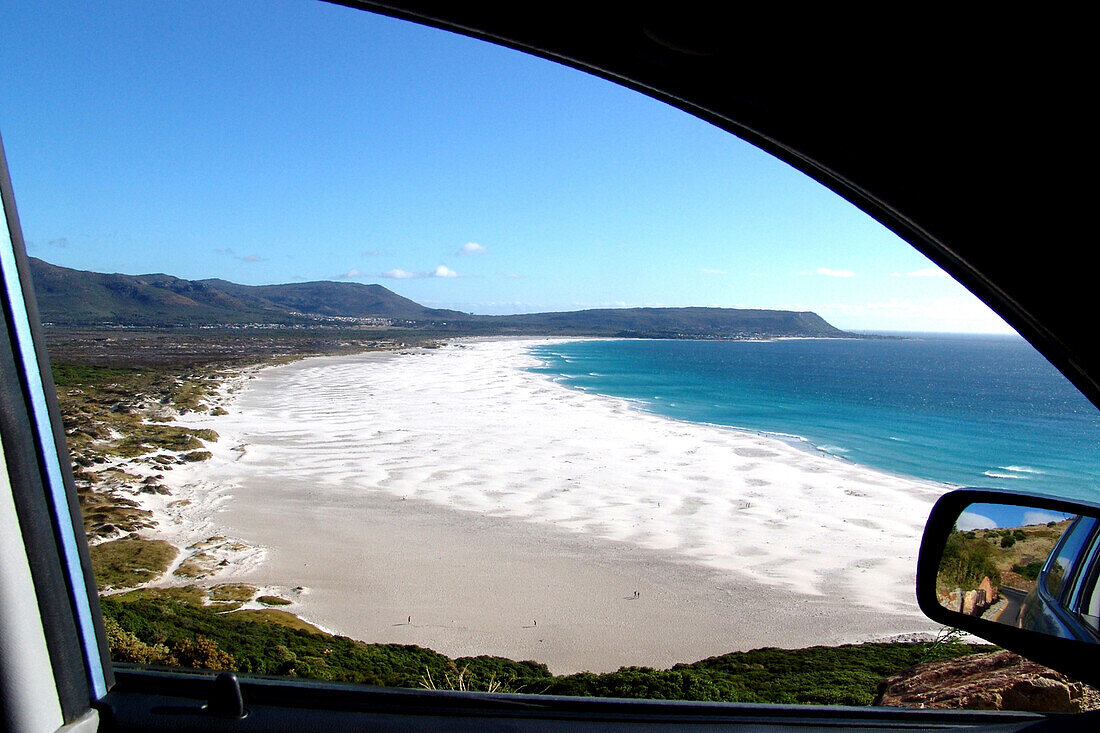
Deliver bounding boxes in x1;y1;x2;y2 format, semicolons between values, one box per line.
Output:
102;587;989;704
51;330;410;544
89;537;178;590
55;361;228;542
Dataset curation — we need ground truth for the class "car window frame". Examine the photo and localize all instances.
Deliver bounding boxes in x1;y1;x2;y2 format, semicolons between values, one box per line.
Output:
1064;527;1100;633
1043;516;1098;602
1031;516;1100;644
0;3;1095;730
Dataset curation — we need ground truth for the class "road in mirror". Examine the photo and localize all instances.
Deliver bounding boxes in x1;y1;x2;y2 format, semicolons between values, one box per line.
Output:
936;502;1100;642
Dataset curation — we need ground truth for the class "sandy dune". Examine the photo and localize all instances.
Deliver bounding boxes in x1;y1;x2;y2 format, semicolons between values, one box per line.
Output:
164;339;948;673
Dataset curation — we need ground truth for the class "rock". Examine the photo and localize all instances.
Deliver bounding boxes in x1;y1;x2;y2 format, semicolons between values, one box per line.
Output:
877;650;1100;713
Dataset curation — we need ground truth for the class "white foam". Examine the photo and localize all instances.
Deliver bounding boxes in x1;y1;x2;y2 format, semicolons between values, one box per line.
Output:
984;471;1026;480
1001;465;1044;475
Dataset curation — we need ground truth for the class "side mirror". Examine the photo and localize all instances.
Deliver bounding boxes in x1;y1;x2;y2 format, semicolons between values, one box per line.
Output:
917;488;1100;688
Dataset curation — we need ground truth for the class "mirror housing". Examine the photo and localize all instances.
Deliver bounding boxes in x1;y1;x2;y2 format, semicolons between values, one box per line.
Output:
917;488;1100;688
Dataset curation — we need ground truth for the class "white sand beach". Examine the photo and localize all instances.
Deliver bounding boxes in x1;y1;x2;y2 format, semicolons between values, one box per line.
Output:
161;338;949;673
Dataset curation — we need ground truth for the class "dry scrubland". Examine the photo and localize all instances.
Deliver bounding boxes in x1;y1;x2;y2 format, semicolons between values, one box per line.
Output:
937;520;1073;596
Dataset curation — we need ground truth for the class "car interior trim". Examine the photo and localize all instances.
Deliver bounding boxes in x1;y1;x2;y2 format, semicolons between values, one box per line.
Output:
0;435;66;733
2;5;1096;730
0;134;109;704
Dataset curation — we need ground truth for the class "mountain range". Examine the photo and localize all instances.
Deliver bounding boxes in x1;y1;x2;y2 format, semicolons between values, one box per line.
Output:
28;257;851;339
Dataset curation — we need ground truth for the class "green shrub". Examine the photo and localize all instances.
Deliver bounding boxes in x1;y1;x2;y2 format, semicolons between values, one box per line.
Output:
938;531;1002;589
90;537;178;589
104;617;177;665
173;636;236;671
1013;560;1043;580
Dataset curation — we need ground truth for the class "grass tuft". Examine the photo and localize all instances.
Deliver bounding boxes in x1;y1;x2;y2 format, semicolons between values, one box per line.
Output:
89;537;177;589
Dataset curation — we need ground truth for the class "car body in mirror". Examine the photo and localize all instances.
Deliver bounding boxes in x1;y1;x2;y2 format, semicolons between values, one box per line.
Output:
917;488;1100;687
1017;513;1100;642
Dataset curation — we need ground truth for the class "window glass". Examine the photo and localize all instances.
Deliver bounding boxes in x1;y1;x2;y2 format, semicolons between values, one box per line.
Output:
1075;534;1100;633
1044;517;1097;601
3;0;1100;712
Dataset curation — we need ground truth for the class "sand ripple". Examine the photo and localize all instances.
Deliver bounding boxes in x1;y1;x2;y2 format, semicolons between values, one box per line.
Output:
171;339;948;614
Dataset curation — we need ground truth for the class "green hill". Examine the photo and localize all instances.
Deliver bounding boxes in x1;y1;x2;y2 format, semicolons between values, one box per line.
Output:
28;257;460;327
29;257;852;339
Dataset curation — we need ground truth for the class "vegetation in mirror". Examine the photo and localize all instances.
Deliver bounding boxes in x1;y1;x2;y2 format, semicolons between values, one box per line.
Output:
935;502;1079;631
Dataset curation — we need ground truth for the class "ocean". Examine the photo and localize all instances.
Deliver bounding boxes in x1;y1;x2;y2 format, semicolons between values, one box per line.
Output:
528;335;1100;504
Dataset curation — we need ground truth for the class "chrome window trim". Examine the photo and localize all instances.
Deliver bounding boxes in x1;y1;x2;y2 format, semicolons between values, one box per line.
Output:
0;197;107;700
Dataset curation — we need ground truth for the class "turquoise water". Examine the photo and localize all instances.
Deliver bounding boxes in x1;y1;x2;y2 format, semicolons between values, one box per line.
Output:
528;336;1100;503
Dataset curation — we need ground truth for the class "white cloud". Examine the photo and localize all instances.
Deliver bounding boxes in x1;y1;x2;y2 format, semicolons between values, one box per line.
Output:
383;265;461;279
820;296;1016;333
342;268;363;279
1023;510;1070;526
699;268;727;275
214;247;263;263
956;511;997;531
458;242;486;256
27;237;69;249
892;267;949;278
817;267;856;278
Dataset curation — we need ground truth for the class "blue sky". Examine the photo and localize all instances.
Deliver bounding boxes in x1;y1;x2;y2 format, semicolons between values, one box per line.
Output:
958;504;1074;531
1;0;1013;333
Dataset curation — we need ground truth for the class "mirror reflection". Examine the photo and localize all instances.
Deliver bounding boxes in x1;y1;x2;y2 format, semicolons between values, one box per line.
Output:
936;502;1100;642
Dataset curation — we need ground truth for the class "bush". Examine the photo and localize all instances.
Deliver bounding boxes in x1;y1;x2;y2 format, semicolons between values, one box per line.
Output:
939;531;1002;589
173;636;236;671
104;617;177;665
1001;535;1016;548
1013;560;1043;580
